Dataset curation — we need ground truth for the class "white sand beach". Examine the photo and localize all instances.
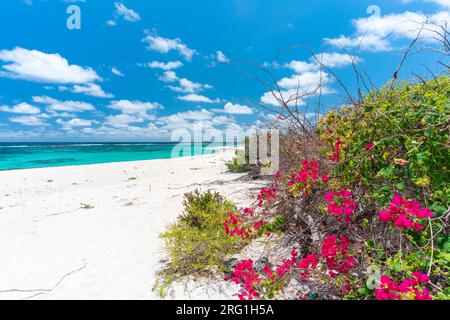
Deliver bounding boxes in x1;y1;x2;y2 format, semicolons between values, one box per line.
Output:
0;149;264;300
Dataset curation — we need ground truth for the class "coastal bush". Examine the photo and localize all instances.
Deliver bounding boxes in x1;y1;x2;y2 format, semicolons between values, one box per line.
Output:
317;77;450;300
155;190;245;297
220;77;449;300
155;57;448;299
225;153;251;173
226;137;251;173
317;76;449;213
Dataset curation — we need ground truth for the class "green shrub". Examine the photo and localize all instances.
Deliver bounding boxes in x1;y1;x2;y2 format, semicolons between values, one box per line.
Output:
155;190;245;297
318;76;449;212
226;137;251;172
225;151;251;173
317;76;450;298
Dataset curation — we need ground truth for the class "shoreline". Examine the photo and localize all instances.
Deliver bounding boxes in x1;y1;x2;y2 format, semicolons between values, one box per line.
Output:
0;148;261;300
0;145;239;172
0;146;237;173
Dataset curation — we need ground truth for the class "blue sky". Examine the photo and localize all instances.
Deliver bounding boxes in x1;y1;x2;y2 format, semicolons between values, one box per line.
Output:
0;0;448;141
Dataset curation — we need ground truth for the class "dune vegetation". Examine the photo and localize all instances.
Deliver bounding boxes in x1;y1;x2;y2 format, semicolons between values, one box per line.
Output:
157;24;449;299
157;75;449;300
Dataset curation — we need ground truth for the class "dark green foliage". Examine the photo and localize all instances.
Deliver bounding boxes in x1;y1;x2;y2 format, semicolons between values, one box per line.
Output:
226;137;251;172
155;190;244;297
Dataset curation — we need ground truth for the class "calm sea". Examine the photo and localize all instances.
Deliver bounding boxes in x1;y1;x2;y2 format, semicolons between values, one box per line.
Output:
0;142;228;171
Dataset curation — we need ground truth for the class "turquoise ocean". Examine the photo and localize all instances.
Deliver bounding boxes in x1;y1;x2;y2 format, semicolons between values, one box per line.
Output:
0;142;228;171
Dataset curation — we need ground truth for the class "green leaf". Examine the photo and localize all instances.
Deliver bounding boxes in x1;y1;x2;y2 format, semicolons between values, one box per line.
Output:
396;183;406;191
443;242;450;253
430;203;447;215
358;287;368;296
392;263;402;272
377;165;395;179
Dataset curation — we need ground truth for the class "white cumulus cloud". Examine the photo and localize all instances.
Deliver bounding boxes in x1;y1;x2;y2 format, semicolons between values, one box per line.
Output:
9;115;48;126
277;71;331;90
157;109;232;131
56;118;96;130
159;71;212;93
0;47;100;84
216;51;230;63
286;52;360;73
105;114;146;128
222;102;252;114
0;102;41;114
71;83;114;98
325;11;450;51
111;67;124;76
143;30;197;61
107;100;162;116
32;96;95;113
177;94;220;103
146;61;183;70
114;2;141;22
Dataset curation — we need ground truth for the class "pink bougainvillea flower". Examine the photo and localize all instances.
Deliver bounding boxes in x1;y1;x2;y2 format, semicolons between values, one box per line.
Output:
262;264;274;280
379;210;391;222
375;272;431;300
321;234;356;277
275;249;298;277
378;195;433;231
297;254;319;282
412;272;430;284
324;189;357;222
223;209;266;241
231;259;261;300
324;192;334;202
243;207;255;217
329;138;343;162
287;160;323;195
257;185;277;207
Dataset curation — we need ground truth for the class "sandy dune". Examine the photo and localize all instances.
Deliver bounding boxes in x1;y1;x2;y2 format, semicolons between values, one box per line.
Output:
0;150;263;300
